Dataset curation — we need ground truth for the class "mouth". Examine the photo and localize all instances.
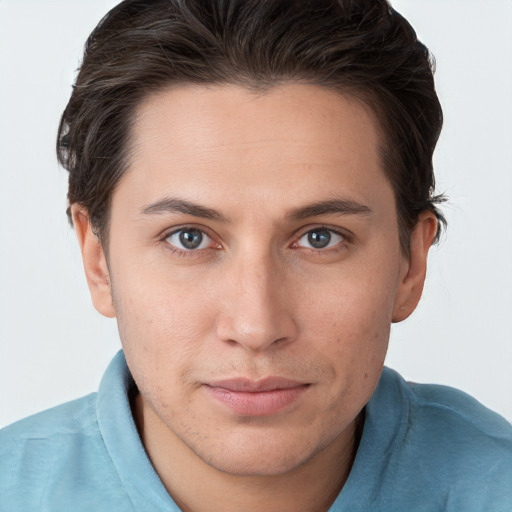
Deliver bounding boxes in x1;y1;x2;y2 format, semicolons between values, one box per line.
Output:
204;377;310;416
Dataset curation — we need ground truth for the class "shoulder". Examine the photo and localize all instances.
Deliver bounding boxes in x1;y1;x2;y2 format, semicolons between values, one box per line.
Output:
0;394;104;464
0;394;101;468
404;373;512;454
1;393;98;440
378;366;512;437
0;394;131;511
381;368;512;510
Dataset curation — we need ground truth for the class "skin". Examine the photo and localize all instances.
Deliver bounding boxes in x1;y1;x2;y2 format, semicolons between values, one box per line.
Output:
73;84;437;512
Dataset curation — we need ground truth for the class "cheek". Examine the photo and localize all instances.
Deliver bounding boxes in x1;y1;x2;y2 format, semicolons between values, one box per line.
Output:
301;268;396;350
113;260;212;337
297;266;397;394
111;269;216;391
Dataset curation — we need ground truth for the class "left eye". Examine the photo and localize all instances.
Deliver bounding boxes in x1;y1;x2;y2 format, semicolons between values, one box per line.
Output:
165;228;212;250
296;228;344;250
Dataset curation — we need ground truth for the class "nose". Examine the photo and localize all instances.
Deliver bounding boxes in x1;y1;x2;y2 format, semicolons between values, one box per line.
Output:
216;252;298;352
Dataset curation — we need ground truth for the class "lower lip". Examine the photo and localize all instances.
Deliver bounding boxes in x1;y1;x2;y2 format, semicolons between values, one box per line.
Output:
205;385;309;416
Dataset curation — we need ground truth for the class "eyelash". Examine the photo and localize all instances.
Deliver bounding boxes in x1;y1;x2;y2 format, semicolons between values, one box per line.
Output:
161;225;350;257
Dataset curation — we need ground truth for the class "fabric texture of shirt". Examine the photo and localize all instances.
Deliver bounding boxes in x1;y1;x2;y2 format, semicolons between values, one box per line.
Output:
1;350;511;511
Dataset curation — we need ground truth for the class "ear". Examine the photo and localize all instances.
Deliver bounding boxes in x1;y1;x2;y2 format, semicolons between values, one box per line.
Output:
71;205;116;318
392;211;438;323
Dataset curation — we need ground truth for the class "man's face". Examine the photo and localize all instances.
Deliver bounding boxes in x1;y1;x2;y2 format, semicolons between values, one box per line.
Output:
86;84;418;475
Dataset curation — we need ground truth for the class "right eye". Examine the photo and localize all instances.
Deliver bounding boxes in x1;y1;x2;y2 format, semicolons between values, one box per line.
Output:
165;228;213;251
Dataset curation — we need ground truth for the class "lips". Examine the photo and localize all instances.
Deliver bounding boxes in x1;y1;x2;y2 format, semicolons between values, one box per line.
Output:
204;377;310;416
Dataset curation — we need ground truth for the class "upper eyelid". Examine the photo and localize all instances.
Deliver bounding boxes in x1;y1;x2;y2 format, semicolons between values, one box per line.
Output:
161;224;214;240
298;228;343;239
294;225;350;240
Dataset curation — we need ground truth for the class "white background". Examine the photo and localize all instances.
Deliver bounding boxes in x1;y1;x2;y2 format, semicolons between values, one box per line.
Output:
1;0;511;427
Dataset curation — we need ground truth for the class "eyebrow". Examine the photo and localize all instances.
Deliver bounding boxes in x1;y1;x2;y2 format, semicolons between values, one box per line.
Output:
286;198;372;221
140;196;371;222
141;197;229;222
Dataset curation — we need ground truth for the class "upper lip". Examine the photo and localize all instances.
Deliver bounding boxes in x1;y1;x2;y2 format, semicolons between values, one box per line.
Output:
206;377;308;392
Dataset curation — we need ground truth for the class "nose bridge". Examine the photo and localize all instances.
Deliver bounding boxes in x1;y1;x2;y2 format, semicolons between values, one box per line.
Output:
216;248;296;351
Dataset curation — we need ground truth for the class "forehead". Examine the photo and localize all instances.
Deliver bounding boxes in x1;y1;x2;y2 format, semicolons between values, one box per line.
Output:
117;83;391;219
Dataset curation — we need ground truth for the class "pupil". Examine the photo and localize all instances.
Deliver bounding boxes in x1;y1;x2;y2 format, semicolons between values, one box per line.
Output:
179;229;202;249
308;229;331;249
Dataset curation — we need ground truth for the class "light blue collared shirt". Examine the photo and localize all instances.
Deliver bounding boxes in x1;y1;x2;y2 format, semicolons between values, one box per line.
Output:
1;351;511;511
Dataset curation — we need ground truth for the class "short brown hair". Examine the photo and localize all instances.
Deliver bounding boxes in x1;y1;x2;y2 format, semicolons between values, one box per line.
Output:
57;0;445;253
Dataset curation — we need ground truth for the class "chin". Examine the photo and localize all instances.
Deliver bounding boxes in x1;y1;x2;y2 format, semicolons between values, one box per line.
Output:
192;429;325;477
206;451;310;477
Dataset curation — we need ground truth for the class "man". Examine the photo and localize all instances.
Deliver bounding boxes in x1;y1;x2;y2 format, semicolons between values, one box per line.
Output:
1;0;511;511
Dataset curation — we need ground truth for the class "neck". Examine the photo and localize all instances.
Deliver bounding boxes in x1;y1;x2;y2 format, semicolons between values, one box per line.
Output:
133;393;363;512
